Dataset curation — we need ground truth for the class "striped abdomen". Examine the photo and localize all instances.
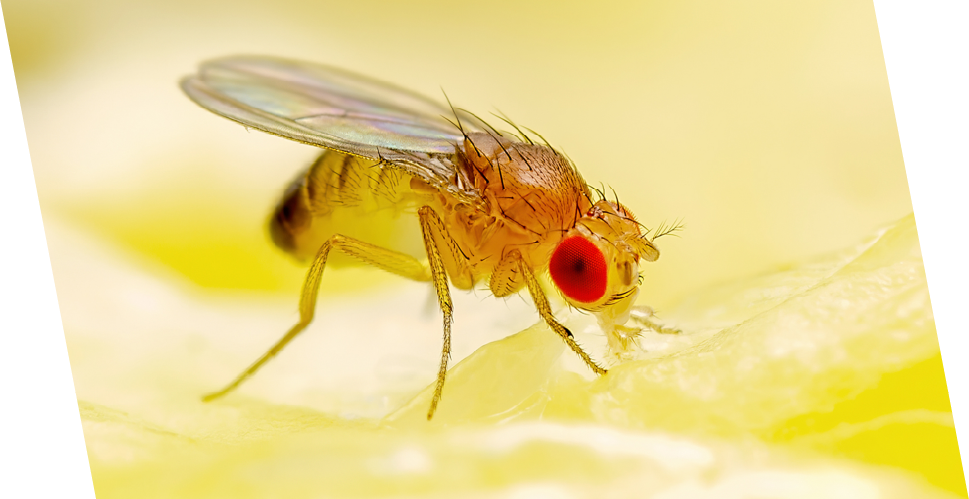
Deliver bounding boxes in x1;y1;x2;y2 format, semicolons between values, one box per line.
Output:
269;150;425;263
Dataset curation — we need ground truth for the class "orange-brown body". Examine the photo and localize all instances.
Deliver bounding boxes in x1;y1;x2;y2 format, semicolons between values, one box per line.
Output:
271;132;657;309
184;55;678;420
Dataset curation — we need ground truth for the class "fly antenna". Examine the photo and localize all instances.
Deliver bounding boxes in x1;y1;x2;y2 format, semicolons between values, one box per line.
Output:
651;219;685;242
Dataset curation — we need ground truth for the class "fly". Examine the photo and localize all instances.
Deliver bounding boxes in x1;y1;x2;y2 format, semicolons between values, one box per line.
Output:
181;55;681;420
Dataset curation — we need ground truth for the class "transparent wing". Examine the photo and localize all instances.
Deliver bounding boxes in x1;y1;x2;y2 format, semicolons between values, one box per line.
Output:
181;55;483;195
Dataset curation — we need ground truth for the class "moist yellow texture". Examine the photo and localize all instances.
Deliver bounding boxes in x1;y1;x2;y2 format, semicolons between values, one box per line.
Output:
73;214;965;498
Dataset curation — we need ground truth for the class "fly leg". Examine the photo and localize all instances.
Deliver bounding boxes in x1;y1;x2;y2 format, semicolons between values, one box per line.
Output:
629;306;681;335
514;250;608;376
600;307;680;364
202;234;431;403
417;206;472;420
605;325;644;358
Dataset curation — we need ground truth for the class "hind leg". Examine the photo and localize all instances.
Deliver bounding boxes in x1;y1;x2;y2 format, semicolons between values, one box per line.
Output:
202;234;432;402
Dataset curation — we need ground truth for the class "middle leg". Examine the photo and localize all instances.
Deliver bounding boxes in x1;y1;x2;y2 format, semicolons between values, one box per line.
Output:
417;206;469;420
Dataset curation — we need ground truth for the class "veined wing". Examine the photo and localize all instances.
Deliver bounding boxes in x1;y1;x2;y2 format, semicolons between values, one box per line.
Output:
181;55;483;197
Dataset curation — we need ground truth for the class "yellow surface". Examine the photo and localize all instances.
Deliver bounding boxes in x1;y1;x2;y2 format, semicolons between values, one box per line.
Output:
6;0;962;496
56;214;962;497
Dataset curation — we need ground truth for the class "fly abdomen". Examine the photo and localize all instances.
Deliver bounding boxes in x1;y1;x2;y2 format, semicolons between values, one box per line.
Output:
269;173;312;255
270;150;424;262
305;150;366;213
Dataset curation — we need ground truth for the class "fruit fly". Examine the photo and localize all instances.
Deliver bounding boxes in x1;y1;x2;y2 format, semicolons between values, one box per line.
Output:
181;55;680;420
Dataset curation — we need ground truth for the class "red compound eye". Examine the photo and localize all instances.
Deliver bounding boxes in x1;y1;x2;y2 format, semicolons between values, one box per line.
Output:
549;236;608;303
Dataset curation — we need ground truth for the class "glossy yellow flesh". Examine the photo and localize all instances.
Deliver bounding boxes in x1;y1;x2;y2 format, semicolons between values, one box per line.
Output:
62;214;964;498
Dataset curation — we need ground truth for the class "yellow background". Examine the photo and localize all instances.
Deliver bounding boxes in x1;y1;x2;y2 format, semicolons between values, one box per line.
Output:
7;0;910;306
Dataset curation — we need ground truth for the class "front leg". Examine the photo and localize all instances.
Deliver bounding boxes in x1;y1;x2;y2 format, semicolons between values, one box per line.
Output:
629;306;682;335
512;250;608;376
417;206;460;420
598;302;680;363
